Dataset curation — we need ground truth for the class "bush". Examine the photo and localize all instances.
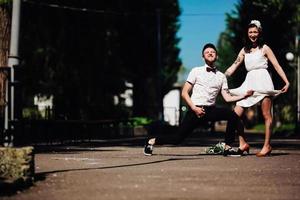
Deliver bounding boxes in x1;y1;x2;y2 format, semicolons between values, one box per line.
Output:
130;117;153;127
252;123;295;134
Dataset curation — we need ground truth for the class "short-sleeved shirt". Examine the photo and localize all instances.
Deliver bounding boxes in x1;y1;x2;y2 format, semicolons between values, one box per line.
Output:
186;64;228;106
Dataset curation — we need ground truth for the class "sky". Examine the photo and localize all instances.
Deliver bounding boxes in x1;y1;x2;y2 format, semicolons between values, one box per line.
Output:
177;0;238;80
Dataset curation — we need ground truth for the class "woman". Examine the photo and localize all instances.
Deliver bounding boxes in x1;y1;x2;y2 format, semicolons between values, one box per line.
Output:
225;20;290;157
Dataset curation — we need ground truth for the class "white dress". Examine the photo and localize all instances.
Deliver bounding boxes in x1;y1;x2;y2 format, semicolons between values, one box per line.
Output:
229;47;281;107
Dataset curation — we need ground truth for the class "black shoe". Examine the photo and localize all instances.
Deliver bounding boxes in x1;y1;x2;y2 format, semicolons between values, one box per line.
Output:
223;148;241;157
144;143;153;156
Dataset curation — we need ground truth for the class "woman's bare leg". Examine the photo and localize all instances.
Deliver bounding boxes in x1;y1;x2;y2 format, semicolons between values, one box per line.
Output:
259;97;273;153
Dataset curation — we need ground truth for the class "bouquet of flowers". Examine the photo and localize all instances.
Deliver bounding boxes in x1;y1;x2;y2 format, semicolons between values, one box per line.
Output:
205;142;225;154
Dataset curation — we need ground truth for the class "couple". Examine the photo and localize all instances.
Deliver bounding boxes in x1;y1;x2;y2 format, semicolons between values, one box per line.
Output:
144;20;289;157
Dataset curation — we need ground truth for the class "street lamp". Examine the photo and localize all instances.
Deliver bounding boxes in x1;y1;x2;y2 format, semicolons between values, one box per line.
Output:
286;35;300;128
285;52;294;61
3;0;21;147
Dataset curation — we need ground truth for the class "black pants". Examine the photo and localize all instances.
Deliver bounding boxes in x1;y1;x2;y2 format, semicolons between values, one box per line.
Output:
155;106;242;146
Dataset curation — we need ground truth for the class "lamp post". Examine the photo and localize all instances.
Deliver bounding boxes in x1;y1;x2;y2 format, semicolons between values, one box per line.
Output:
3;0;21;146
286;34;300;128
156;8;163;121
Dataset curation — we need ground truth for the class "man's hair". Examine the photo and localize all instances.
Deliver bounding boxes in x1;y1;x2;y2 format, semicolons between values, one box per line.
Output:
202;43;217;56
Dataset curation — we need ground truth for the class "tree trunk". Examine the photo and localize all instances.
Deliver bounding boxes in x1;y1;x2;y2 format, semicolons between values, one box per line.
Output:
0;5;10;66
0;4;11;112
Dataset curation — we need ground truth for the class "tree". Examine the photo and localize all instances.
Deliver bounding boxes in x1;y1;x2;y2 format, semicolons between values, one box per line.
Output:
1;0;182;121
0;1;11;124
121;0;181;119
0;1;10;66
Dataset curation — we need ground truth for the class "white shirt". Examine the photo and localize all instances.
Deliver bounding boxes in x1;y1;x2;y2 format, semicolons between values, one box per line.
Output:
186;64;228;106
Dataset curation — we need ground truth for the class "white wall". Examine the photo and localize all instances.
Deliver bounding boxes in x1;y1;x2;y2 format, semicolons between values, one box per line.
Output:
163;89;180;126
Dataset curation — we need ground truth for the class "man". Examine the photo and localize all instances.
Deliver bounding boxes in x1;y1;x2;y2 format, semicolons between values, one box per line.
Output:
144;43;253;157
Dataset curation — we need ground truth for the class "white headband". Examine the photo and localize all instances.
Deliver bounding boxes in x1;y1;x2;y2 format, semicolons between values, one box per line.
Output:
249;20;262;30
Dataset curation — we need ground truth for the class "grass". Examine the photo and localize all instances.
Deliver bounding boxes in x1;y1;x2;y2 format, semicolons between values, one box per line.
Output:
252;123;296;134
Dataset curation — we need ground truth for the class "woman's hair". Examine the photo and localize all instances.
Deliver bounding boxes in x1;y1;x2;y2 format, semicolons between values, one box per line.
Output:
244;23;264;53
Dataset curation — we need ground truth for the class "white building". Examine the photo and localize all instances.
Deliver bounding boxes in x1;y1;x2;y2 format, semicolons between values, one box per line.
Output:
163;85;181;126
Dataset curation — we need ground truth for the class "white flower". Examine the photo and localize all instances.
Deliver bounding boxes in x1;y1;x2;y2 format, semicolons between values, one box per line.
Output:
250;20;262;29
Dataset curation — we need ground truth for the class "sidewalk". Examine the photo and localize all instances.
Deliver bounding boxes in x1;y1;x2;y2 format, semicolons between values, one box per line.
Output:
1;131;300;200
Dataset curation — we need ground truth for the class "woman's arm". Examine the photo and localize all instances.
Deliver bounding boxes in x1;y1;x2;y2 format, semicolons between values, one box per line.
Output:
264;45;290;93
225;48;245;77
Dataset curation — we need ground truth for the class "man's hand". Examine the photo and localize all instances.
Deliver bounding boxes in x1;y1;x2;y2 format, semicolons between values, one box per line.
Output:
192;106;206;118
245;90;254;98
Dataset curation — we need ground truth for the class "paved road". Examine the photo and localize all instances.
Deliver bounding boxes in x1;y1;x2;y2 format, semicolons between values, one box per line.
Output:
1;133;300;200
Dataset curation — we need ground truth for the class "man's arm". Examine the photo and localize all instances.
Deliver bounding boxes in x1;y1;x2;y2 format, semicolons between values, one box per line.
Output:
181;82;205;117
221;89;253;102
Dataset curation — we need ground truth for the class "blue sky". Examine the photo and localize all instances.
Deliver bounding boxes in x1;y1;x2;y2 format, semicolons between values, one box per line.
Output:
177;0;238;79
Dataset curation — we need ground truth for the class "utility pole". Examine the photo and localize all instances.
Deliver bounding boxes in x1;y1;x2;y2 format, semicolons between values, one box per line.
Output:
295;34;300;123
4;0;21;146
286;34;300;134
156;8;163;121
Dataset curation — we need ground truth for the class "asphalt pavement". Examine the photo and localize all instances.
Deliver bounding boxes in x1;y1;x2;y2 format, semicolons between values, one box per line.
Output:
1;131;300;200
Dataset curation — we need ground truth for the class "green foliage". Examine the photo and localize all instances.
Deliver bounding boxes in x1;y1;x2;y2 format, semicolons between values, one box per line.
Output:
11;0;181;120
274;123;295;133
252;124;265;131
0;0;11;5
22;107;42;119
124;0;182;119
253;123;295;135
0;147;34;184
281;105;295;123
130;117;153;127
